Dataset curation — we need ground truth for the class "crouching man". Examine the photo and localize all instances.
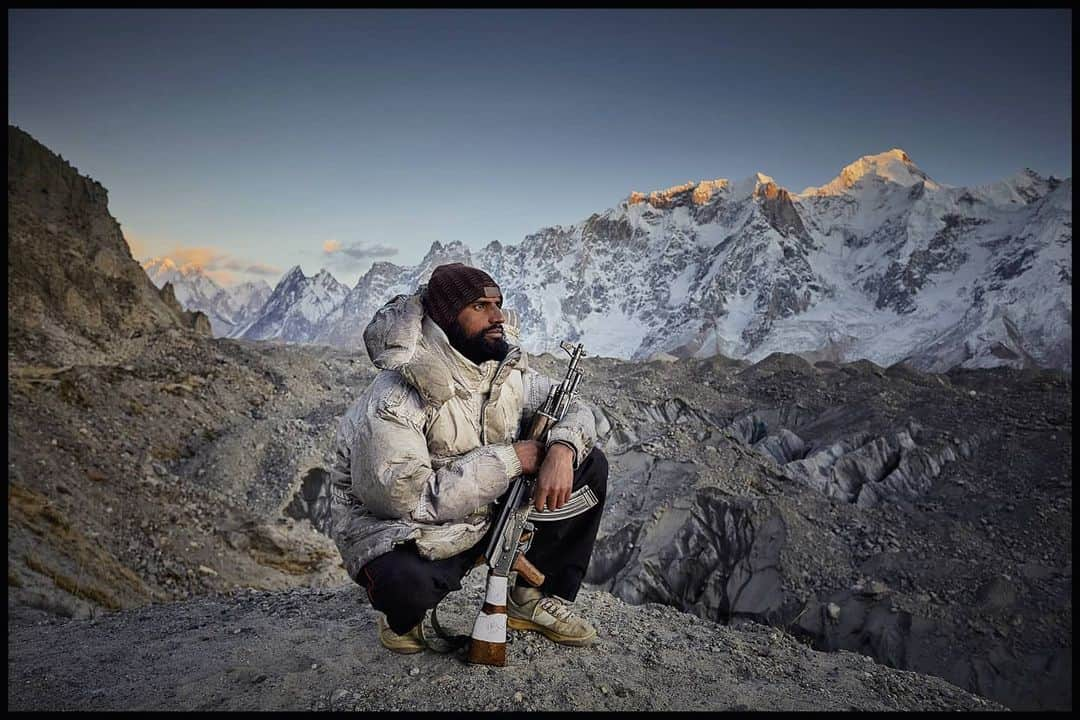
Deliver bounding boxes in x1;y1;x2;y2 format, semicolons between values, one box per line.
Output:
328;263;608;654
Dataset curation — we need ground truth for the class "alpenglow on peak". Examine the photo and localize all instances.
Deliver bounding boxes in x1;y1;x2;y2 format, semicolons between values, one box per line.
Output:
799;148;939;197
627;178;732;209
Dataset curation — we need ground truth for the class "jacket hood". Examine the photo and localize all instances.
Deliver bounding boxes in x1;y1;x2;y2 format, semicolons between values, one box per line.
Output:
362;291;527;406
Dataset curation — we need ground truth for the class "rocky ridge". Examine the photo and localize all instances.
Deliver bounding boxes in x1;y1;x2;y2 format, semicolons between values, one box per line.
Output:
6;125;211;367
7;126;359;618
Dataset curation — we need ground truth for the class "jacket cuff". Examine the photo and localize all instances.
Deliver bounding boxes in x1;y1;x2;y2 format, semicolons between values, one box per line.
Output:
546;439;579;468
491;443;523;479
545;430;583;469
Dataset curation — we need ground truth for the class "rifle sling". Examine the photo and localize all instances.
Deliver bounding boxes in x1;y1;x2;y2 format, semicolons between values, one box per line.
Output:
428;603;471;654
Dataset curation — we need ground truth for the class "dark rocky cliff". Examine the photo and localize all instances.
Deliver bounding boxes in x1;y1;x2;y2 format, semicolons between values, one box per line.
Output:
7;125;210;366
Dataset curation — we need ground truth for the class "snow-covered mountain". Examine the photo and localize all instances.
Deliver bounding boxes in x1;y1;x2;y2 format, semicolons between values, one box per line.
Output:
309;242;480;348
225;280;275;334
237;266;349;342
142;258;271;336
237;149;1074;371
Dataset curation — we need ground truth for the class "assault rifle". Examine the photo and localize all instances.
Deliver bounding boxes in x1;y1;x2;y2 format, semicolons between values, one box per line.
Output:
465;340;598;666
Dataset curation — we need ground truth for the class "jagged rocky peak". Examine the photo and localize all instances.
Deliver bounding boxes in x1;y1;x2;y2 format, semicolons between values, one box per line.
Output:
281;264;306;283
627;178;731;208
347;260;406;292
801;148;938;196
417;239;473;272
962;168;1066;208
368;259;403;274
423;239;469;256
721;172;782;204
268;265;348;299
312;268;345;289
1004;167;1063;202
751;177;789;201
157;281;213;335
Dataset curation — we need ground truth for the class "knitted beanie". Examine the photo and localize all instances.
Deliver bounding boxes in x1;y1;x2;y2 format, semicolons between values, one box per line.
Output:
422;263;501;333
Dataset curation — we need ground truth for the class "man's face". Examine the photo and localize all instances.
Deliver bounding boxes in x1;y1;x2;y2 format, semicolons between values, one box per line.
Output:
447;295;509;364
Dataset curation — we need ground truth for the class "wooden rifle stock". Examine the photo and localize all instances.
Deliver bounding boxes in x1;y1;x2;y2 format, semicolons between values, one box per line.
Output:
512;552;545;587
473;549;545;588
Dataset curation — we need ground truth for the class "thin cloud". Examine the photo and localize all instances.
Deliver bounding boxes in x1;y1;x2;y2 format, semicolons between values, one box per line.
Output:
323;239;399;270
342;243;398;260
148;245;283;285
242;262;281;277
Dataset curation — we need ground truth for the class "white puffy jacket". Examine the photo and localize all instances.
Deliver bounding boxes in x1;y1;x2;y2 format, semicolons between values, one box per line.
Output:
328;292;602;581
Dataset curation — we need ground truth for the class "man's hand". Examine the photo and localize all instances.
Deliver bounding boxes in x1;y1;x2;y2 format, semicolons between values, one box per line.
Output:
533;443;574;512
513;440;545;476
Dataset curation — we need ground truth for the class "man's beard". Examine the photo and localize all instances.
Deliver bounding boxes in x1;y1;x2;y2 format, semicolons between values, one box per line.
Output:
446;320;510;365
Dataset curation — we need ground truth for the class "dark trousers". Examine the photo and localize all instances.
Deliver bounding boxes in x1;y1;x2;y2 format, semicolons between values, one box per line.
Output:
361;447;608;635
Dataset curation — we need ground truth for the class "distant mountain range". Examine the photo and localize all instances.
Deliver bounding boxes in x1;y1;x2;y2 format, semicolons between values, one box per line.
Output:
146;149;1072;371
142;258;271;337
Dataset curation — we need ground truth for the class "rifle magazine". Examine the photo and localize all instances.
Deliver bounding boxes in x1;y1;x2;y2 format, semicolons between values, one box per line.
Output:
528;486;599;522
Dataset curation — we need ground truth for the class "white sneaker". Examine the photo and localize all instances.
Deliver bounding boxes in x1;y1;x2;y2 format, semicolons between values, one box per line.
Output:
507;587;596;646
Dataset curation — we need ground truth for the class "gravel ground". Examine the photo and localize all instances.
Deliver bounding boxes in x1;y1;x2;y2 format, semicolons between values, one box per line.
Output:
7;576;1004;712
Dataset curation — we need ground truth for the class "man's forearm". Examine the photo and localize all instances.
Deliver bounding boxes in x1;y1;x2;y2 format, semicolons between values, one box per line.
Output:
410;444;522;523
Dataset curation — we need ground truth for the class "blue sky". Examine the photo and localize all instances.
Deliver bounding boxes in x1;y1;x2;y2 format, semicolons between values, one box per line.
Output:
8;9;1072;287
